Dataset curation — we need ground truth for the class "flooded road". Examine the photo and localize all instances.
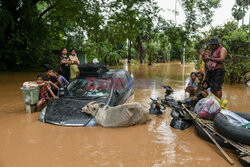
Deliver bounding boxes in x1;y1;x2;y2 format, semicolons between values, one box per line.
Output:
0;62;249;167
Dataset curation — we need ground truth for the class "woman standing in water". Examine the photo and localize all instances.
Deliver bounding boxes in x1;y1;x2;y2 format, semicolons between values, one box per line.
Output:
69;49;80;81
59;47;71;81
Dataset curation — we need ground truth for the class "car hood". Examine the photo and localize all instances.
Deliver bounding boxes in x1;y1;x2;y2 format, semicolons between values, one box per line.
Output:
39;97;107;126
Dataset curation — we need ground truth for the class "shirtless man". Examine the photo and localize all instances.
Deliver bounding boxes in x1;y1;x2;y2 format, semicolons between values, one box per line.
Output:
202;37;227;99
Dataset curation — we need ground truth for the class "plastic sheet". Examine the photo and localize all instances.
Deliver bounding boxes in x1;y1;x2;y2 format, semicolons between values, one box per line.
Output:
221;109;249;127
194;96;221;120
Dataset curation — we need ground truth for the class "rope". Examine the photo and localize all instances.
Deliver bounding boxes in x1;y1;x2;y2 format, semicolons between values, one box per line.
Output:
199;117;250;153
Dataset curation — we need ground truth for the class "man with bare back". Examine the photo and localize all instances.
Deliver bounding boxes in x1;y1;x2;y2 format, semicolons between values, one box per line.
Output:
202;37;227;99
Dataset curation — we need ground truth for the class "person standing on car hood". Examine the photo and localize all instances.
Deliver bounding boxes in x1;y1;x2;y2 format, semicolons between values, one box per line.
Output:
202;37;227;99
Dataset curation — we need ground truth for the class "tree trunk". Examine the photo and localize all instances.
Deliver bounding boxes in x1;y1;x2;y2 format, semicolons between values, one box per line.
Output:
139;47;143;64
128;40;131;64
148;55;152;65
139;39;143;64
242;6;245;26
175;0;177;25
249;12;250;40
136;36;143;64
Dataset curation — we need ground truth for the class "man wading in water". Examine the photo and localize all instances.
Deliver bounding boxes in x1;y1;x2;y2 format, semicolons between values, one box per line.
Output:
203;37;227;99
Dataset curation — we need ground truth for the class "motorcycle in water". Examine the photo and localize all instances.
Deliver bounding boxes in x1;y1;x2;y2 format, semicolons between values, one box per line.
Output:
162;85;194;130
149;97;166;116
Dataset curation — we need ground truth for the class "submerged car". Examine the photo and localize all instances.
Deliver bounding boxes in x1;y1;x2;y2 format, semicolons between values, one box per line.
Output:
38;63;134;126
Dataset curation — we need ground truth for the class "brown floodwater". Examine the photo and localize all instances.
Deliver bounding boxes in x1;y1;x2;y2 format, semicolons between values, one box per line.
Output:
0;62;249;167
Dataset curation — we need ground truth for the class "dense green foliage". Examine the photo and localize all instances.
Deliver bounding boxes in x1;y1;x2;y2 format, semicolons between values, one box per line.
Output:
0;0;223;71
187;21;250;84
181;0;221;34
231;0;249;26
1;0;248;84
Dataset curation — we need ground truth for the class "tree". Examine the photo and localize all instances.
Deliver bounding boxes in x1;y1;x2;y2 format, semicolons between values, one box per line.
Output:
232;0;249;26
163;25;188;60
105;0;159;64
180;0;221;34
189;21;250;84
0;0;106;70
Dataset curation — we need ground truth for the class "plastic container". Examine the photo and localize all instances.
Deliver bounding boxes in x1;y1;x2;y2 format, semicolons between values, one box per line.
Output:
20;86;40;105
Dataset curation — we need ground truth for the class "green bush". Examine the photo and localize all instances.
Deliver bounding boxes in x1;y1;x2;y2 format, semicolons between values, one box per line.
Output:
83;41;124;66
190;21;249;84
225;56;250;84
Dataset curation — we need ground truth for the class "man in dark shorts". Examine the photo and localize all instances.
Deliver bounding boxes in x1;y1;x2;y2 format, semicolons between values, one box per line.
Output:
203;37;227;99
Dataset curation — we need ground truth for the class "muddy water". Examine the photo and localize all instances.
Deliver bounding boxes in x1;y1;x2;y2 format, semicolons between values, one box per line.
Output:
0;63;249;167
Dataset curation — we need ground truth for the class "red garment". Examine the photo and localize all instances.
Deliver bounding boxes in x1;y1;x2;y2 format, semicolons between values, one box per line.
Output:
39;81;51;102
209;45;223;71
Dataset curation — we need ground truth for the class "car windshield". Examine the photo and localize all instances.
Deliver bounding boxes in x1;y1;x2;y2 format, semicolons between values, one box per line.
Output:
67;78;111;98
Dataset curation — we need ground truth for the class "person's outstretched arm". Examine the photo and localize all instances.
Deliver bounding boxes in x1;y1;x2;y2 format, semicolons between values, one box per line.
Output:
48;81;59;90
47;87;58;99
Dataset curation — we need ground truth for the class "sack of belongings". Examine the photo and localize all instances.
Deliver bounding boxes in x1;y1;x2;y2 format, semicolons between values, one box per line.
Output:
194;96;221;120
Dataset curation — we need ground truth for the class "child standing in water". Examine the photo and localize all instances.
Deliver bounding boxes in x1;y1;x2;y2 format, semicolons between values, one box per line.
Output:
36;74;58;112
185;72;198;97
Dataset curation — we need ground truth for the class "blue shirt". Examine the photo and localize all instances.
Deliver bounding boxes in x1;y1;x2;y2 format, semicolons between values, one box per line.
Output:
59;75;69;88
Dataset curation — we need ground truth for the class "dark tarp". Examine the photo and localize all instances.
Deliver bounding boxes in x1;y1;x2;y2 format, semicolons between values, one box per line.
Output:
39;97;107;126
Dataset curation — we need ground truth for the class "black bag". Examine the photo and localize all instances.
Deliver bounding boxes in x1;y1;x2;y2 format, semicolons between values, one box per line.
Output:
170;118;194;130
79;63;108;77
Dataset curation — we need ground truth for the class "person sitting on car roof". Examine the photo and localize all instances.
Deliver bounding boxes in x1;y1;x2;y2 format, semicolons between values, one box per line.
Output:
46;68;60;96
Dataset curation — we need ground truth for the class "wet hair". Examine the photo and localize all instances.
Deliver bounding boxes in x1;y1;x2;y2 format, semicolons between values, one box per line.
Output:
202;79;210;88
46;67;53;72
196;71;204;78
61;47;67;54
70;48;76;52
190;72;196;77
37;74;44;80
61;47;67;51
56;69;63;75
